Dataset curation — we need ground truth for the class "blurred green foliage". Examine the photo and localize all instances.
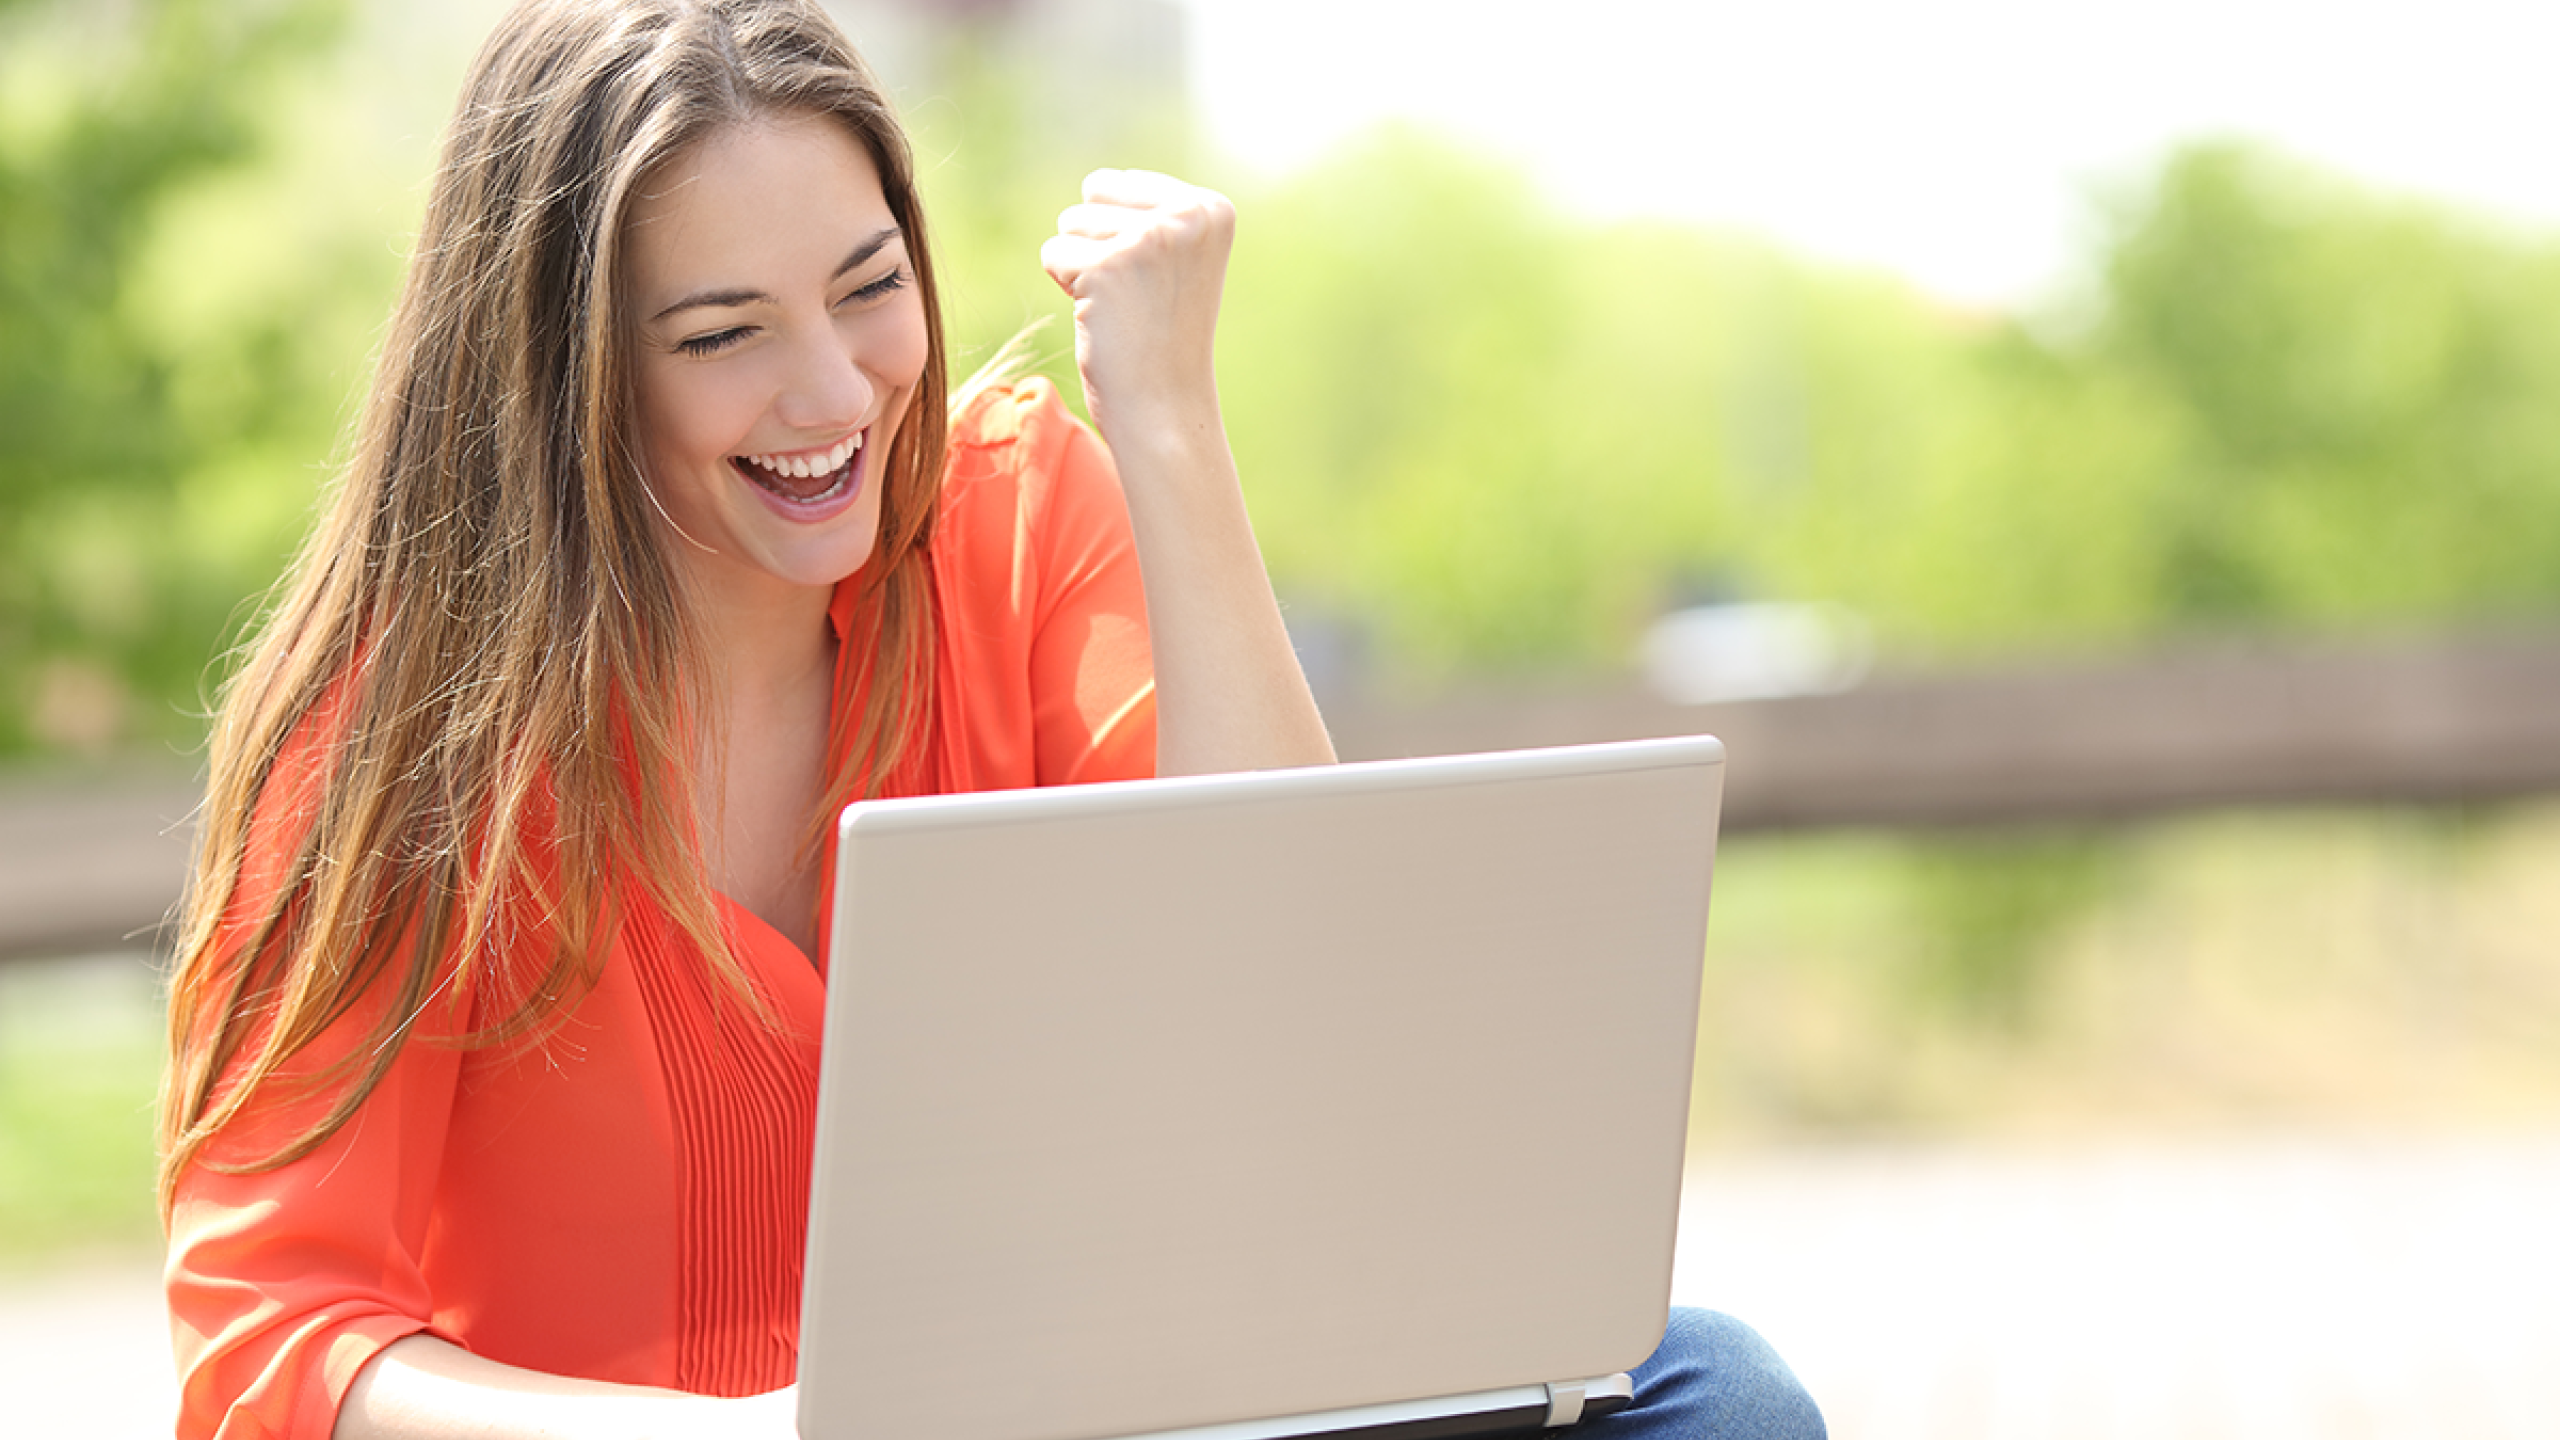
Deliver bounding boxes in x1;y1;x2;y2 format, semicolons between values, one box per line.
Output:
897;15;1196;400
0;0;358;755
0;957;163;1263
6;5;2560;751
1223;133;2560;676
1691;800;2560;1140
1902;831;2124;1029
4;4;2559;1204
2099;146;2560;625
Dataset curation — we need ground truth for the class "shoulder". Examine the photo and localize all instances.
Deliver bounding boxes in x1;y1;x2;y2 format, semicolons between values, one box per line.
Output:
941;376;1124;529
948;373;1080;461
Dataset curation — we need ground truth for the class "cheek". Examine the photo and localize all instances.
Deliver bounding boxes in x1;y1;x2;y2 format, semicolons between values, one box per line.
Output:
874;299;931;395
637;360;758;472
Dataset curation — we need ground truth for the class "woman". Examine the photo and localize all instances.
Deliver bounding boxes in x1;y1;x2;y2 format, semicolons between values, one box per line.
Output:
159;2;1821;1437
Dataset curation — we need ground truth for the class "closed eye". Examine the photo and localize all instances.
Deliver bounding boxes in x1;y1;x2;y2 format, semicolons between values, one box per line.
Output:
674;326;753;358
838;266;911;309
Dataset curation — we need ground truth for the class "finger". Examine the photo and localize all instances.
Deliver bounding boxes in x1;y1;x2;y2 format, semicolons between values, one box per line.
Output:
1079;167;1194;210
1055;202;1138;242
1039;231;1108;294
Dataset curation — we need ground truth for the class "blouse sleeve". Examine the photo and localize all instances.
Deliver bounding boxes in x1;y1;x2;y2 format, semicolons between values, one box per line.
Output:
166;734;467;1440
1020;386;1157;788
168;1033;463;1440
932;377;1156;791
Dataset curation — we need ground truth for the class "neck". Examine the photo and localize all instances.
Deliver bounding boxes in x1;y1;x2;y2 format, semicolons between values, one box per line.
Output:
697;576;839;708
686;575;841;959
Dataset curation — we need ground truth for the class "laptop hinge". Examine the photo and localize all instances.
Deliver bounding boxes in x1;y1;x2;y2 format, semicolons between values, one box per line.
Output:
1544;1373;1634;1429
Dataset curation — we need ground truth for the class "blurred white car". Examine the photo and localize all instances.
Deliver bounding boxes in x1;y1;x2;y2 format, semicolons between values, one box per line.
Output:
1640;602;1871;705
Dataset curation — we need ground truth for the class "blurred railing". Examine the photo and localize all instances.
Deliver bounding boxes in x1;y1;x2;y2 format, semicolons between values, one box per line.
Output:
7;628;2560;962
0;769;198;963
1328;627;2560;830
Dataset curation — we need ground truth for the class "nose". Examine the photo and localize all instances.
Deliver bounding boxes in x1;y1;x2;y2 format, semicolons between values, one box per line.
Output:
773;320;874;434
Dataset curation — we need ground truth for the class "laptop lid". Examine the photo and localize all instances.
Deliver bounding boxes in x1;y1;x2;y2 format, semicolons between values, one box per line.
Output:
799;735;1726;1440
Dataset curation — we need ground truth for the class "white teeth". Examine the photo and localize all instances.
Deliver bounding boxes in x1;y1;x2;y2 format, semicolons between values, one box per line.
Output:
741;432;862;479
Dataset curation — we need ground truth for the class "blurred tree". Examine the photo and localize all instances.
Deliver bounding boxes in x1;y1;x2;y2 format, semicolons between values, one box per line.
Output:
2096;142;2560;630
0;0;344;756
1901;830;2123;1029
12;1;2560;759
891;7;1197;401
1218;131;2560;682
1220;130;1582;672
1221;128;2010;677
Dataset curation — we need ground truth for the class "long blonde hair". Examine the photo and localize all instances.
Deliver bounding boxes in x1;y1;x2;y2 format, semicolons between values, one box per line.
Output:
159;0;949;1205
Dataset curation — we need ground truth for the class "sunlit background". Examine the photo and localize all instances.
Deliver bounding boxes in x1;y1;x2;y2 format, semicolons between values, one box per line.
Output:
6;0;2560;1434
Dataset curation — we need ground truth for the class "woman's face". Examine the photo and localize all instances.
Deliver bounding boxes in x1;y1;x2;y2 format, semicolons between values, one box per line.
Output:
624;112;928;612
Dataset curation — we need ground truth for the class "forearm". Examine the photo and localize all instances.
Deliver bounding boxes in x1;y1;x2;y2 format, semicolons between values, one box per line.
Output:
336;1335;793;1440
1101;395;1336;777
1040;168;1333;775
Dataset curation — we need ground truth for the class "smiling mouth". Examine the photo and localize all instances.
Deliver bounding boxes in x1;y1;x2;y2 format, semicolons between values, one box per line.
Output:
732;431;864;504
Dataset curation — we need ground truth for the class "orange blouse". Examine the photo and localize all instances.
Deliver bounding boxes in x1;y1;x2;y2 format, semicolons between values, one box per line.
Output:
165;380;1157;1440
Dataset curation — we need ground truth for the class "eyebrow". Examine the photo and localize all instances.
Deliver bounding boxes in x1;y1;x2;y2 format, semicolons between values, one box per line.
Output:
647;226;905;324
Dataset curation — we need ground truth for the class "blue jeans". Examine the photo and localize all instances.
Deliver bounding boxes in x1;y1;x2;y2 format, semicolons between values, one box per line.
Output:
1588;1308;1824;1440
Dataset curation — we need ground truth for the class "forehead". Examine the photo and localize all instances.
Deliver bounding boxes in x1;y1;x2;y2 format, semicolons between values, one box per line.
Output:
624;113;895;300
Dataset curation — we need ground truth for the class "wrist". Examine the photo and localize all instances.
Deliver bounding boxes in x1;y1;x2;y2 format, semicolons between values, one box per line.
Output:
1094;388;1228;474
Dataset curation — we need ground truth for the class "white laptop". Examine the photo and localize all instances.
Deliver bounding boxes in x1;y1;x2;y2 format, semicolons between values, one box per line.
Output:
798;735;1727;1440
